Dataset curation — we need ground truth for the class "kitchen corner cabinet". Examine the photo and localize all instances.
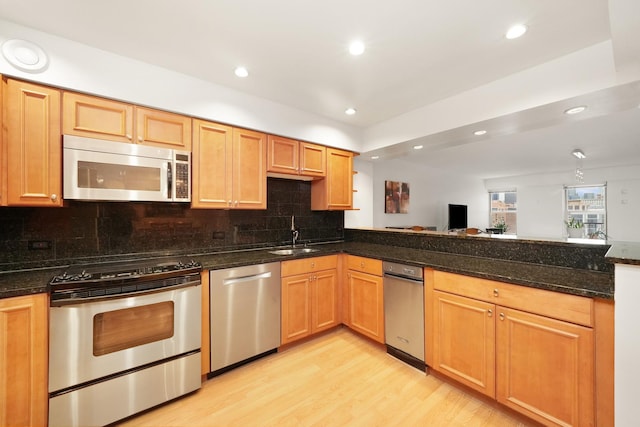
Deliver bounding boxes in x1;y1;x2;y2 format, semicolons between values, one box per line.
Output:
3;78;62;207
426;269;595;427
0;293;48;427
311;148;354;210
62;92;192;150
281;255;339;345
267;135;326;178
344;255;384;343
191;119;266;209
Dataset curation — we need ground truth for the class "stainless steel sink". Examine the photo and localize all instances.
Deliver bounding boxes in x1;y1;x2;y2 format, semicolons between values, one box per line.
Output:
268;248;319;256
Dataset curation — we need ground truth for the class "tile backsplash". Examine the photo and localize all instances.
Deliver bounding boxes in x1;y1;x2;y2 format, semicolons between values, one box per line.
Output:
0;178;344;269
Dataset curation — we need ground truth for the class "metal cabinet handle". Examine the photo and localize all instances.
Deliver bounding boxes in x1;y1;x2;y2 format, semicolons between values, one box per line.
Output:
126;134;132;140
360;262;365;268
50;194;57;201
499;313;505;321
234;200;238;206
311;262;315;268
138;136;143;142
487;309;493;317
493;288;499;297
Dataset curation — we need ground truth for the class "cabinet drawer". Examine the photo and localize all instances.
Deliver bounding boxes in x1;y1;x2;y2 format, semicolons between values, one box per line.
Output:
346;255;382;276
282;255;338;277
433;270;593;327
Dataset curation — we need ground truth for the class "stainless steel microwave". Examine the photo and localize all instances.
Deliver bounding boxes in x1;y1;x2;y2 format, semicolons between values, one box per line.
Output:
63;135;191;202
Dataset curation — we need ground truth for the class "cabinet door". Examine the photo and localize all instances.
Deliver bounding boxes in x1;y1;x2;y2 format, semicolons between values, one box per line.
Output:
191;119;233;208
432;290;496;397
312;269;338;333
346;270;384;343
299;142;325;177
135;106;192;150
281;273;312;344
0;293;48;427
5;79;62;206
62;92;133;142
311;147;353;210
496;307;594;427
267;135;299;175
232;128;266;209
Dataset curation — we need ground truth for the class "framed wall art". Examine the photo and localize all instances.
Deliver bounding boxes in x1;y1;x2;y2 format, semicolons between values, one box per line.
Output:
384;180;410;213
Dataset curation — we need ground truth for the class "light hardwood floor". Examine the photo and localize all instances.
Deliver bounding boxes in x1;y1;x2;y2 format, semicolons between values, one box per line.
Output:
117;328;534;427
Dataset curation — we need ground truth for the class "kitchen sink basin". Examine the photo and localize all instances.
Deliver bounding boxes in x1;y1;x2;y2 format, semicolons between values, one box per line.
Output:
269;248;319;256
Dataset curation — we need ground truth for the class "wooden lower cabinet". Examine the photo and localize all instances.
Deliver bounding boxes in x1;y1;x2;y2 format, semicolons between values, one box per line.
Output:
428;270;596;427
432;290;495;397
0;293;48;427
496;307;594;427
345;269;384;344
281;256;339;345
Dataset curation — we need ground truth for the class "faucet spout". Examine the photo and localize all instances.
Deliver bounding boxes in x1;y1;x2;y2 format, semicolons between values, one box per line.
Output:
292;230;299;247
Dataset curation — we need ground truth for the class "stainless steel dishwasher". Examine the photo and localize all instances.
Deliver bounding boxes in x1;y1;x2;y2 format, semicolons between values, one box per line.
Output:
210;262;281;376
383;261;425;370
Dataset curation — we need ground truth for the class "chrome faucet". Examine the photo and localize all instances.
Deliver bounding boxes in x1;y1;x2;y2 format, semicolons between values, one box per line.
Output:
291;215;299;247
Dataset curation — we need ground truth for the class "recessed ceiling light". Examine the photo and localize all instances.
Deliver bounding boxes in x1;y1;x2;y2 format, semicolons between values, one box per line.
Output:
506;24;527;40
473;130;487;136
413;145;423;150
345;108;357;115
349;41;365;56
371;155;379;160
564;105;587;115
234;66;249;78
572;149;586;159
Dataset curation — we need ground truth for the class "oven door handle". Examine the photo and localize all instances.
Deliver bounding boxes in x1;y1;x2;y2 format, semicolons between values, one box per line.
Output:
50;279;201;307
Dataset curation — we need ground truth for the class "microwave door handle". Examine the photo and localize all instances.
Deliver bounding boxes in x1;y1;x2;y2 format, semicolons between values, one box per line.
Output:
167;161;173;200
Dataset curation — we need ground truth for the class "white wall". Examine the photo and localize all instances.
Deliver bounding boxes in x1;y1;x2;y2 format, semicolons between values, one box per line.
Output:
344;157;373;228
485;164;640;242
0;19;362;152
346;158;488;230
614;263;640;426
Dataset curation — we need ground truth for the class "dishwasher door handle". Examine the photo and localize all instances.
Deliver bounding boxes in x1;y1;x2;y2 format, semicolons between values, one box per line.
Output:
383;273;424;285
222;272;272;286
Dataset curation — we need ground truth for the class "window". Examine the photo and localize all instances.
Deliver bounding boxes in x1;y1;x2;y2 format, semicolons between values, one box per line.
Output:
564;184;607;238
489;190;517;234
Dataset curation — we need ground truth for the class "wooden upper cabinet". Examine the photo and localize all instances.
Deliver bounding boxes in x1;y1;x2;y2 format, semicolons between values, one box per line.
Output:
63;92;133;142
232;128;267;209
311;147;354;210
135;106;191;150
191;120;266;209
267;135;326;178
191;119;233;208
63;92;191;149
0;293;48;427
3;78;62;207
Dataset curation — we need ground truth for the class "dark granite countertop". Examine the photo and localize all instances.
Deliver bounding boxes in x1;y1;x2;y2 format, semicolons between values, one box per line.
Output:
0;239;614;300
605;241;640;266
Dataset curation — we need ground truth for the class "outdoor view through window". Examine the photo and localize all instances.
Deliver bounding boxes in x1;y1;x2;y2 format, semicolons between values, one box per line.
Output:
565;185;607;239
490;191;517;235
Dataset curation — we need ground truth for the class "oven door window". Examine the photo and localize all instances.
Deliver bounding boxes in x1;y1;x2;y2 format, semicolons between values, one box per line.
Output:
93;301;174;356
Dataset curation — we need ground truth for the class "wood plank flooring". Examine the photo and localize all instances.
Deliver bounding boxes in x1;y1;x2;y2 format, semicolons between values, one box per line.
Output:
117;328;534;427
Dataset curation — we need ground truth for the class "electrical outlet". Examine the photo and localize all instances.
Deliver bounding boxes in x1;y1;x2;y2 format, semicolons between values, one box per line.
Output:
28;240;52;250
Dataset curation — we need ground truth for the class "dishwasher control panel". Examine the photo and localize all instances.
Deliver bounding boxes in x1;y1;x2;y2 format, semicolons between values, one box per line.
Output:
382;261;423;280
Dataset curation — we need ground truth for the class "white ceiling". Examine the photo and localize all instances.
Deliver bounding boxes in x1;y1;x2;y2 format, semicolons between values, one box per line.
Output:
0;0;639;179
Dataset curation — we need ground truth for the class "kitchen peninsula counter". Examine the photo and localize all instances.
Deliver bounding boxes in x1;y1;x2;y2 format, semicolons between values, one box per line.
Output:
1;229;614;300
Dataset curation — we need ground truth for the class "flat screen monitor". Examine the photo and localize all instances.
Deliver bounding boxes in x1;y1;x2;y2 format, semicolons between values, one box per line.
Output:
448;204;467;230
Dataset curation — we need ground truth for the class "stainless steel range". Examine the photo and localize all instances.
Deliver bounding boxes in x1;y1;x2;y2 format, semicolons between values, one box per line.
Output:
48;258;203;427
